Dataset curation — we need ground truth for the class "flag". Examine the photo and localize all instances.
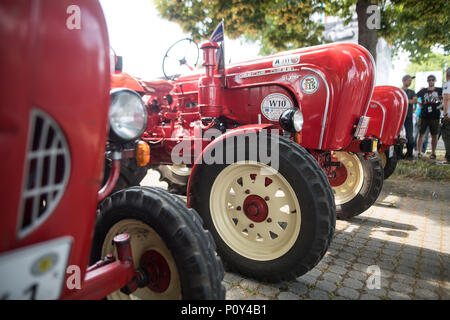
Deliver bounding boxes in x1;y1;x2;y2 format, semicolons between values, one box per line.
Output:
210;21;224;43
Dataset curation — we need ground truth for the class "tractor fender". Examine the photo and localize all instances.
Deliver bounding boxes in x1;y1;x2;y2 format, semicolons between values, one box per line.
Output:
186;123;274;207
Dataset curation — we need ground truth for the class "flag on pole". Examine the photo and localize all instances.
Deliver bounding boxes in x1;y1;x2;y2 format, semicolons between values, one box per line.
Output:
210;21;224;43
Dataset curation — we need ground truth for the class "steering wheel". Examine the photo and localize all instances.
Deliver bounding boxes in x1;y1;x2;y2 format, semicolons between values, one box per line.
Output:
162;38;199;80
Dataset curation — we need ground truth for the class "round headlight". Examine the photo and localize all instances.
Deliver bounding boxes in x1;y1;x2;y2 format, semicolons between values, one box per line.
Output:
279;108;303;133
109;88;148;142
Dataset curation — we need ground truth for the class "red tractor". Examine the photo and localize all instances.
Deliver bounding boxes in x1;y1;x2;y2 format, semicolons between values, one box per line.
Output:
126;37;407;221
0;0;224;300
367;86;408;179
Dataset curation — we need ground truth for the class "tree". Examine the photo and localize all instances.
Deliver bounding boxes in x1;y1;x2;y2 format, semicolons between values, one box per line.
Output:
406;53;450;88
154;0;449;62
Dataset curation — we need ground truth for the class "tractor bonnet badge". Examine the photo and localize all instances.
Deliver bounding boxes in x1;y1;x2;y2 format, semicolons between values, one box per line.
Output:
273;54;300;68
301;75;319;94
261;93;293;121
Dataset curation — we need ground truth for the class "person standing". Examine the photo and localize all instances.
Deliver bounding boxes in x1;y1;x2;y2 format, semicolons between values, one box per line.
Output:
442;67;450;163
416;74;443;159
401;75;417;159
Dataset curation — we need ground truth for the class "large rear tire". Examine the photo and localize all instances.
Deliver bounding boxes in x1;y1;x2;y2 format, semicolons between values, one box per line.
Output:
190;133;336;283
380;149;398;180
90;187;225;300
331;152;383;220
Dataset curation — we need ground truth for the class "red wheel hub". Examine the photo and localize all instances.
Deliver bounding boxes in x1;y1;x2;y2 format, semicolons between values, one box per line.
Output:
328;164;348;187
140;250;171;293
243;195;269;223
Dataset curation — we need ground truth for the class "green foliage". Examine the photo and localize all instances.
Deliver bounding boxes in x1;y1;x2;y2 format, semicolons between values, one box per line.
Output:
154;0;449;59
405;53;450;87
381;0;450;63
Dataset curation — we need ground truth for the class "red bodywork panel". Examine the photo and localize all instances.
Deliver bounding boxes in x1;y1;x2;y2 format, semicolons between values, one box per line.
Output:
366;86;408;151
0;0;110;298
174;43;376;151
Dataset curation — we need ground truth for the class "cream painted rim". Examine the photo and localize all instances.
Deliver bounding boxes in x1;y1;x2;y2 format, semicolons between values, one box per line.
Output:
209;161;301;261
332;152;364;205
379;152;387;169
101;219;182;300
167;165;191;177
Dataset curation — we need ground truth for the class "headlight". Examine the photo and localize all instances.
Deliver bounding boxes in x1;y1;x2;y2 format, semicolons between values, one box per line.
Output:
279;108;303;133
109;88;148;142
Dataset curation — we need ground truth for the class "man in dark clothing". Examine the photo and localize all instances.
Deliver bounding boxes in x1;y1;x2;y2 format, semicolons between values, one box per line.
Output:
401;75;417;159
416;74;443;160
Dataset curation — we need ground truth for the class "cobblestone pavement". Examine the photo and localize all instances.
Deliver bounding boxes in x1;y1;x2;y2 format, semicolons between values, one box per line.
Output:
142;171;450;300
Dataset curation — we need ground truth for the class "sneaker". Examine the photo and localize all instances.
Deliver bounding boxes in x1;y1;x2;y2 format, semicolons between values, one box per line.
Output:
430;154;436;160
417;153;423;159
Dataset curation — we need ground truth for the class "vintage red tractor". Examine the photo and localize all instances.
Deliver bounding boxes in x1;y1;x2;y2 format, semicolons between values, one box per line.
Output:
112;36;386;222
366;86;408;179
0;0;224;300
110;43;339;281
126;38;407;221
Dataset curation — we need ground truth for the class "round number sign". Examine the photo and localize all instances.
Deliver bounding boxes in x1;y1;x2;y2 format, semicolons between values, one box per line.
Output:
261;93;293;121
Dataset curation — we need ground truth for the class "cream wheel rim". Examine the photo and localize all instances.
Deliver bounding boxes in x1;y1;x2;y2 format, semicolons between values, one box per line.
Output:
332;152;364;205
101;219;182;300
167;165;191;176
380;152;387;168
210;161;301;261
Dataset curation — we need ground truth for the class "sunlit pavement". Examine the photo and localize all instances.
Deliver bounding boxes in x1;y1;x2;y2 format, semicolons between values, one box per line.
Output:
141;170;450;300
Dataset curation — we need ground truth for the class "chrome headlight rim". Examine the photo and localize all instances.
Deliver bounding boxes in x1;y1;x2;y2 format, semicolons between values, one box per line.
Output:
109;88;148;143
279;108;303;133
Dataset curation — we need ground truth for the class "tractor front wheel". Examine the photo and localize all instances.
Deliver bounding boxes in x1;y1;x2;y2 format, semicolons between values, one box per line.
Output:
90;187;225;300
190;133;336;282
330;152;383;220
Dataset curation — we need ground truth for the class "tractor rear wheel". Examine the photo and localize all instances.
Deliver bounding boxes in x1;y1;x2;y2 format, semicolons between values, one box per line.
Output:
90;186;225;300
380;149;398;180
330;152;383;220
190;133;336;283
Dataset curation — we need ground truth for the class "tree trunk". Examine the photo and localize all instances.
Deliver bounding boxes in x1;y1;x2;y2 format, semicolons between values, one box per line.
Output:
356;0;378;63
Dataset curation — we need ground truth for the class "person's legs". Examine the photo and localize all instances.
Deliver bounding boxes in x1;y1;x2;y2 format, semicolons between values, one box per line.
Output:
423;127;430;153
429;119;440;158
417;117;427;158
404;117;414;158
442;120;450;162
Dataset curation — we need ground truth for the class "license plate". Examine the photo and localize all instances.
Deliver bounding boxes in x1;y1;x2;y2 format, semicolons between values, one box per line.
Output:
388;145;394;158
0;237;72;300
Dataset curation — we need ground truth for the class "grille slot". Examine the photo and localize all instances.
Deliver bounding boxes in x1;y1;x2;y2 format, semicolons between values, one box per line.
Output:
18;109;70;238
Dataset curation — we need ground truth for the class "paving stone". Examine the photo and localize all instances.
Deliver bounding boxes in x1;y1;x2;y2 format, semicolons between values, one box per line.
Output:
224;273;245;285
308;289;330;300
360;294;381;300
414;288;439;299
226;287;247;300
393;274;416;285
338;251;357;260
277;291;300;300
364;288;387;298
343;278;365;290
240;279;259;290
244;295;269;300
296;274;317;286
334;258;352;268
348;270;368;281
388;291;411;300
322;272;343;283
329;265;348;276
336;287;360;300
258;285;280;298
288;282;308;296
390;282;413;294
316;280;337;292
